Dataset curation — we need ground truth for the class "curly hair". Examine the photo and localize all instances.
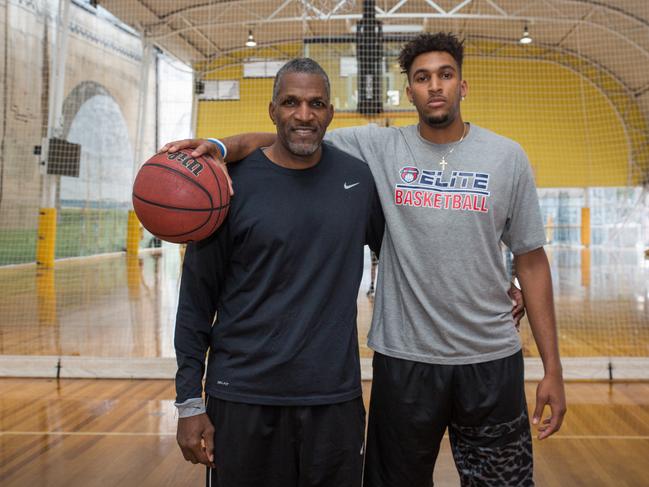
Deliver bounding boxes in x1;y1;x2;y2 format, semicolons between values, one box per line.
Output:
398;32;464;79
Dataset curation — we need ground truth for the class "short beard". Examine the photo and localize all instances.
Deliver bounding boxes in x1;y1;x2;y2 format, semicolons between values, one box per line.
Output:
424;113;452;127
287;141;320;156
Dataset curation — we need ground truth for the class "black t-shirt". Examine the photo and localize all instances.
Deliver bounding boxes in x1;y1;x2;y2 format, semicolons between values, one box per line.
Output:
175;144;384;405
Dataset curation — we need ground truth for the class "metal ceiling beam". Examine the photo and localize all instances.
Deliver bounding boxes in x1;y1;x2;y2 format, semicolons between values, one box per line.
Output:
180;15;221;54
143;10;649;62
146;0;266;31
424;0;447;15
127;0;649;73
556;7;594;48
299;0;328;20
635;83;649;98
539;0;564;19
159;1;223;21
387;0;409;16
567;0;649;29
329;0;354;16
448;0;473;16
133;0;210;59
135;0;649;36
177;15;245;65
147;1;254;40
484;0;507;17
268;0;295;21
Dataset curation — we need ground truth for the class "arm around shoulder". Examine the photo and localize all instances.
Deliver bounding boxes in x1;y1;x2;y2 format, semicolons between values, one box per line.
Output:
221;133;276;162
324;125;383;162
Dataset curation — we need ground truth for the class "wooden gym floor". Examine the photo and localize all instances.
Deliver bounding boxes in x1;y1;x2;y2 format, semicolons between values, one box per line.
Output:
0;246;648;358
1;379;648;486
0;246;648;484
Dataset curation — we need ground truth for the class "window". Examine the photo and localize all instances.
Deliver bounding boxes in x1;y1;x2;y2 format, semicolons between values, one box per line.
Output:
243;60;285;78
199;80;240;100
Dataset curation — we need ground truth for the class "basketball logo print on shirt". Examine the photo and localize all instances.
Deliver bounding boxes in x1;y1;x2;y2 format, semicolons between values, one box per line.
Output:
395;166;491;213
400;166;419;184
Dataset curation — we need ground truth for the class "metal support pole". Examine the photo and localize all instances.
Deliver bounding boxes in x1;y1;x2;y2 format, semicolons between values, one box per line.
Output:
356;0;383;115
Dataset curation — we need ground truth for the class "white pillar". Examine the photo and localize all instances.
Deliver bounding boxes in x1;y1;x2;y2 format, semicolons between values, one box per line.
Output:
42;0;72;207
133;41;154;178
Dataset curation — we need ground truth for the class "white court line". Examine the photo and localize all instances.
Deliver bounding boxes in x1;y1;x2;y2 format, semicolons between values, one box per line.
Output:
1;431;649;440
0;431;176;437
538;435;649;440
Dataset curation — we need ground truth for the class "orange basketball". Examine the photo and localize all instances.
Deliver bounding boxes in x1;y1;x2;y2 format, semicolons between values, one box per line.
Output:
132;149;230;243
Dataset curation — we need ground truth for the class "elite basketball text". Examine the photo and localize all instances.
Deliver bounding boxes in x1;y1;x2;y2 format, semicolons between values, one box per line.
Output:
395;167;490;213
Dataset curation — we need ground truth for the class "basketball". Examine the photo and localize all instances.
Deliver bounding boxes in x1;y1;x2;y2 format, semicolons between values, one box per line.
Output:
132;149;230;243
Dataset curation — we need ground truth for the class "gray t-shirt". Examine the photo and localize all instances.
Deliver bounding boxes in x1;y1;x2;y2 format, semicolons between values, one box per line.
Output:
324;124;546;365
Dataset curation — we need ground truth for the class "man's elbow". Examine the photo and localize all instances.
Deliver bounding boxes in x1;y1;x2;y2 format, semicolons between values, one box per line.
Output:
514;247;549;277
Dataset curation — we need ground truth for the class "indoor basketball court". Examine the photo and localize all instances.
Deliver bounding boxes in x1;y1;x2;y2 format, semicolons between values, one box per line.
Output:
1;0;648;485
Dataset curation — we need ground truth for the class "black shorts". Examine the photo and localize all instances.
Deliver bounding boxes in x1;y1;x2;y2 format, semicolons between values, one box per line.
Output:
205;396;365;487
364;350;533;487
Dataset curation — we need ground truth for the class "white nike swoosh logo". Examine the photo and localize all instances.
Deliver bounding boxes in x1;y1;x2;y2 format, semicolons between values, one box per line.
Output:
344;182;360;189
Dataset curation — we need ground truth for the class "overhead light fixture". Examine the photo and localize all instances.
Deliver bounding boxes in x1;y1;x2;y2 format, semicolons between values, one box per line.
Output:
519;24;533;45
245;30;257;48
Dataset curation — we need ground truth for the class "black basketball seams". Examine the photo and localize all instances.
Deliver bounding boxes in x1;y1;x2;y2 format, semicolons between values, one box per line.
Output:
133;197;222;238
138;162;215;209
132;193;229;212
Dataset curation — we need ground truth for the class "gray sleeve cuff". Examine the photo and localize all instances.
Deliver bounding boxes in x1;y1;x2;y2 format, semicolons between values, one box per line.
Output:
174;397;206;418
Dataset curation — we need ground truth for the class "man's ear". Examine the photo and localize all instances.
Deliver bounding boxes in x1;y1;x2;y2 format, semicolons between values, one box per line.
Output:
324;103;334;128
406;84;414;104
268;101;277;125
460;79;468;99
